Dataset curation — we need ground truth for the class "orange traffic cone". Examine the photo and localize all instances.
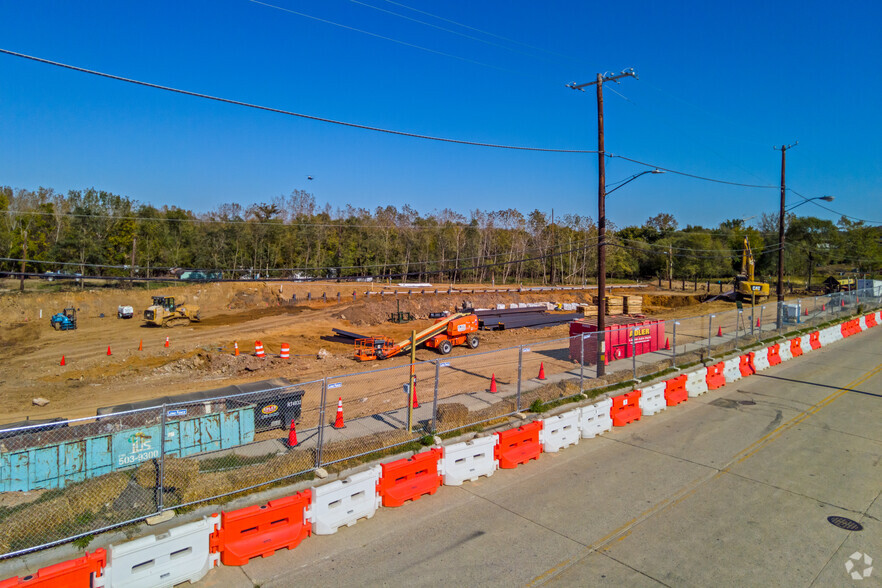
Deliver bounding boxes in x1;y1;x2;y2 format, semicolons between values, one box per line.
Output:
107;346;112;356
287;419;298;447
234;341;239;356
164;336;169;348
333;397;345;428
664;337;670;350
489;373;497;393
717;326;722;337
138;339;143;351
60;355;65;366
254;341;265;358
804;308;809;316
822;304;826;311
537;362;546;380
410;379;419;409
841;299;845;308
756;318;761;328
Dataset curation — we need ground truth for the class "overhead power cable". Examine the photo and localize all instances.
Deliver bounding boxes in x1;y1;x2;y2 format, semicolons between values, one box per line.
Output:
608;154;778;189
787;188;881;225
0;48;594;154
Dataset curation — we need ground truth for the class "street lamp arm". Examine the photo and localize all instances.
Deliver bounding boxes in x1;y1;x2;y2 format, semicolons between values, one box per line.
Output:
784;195;835;213
606;169;664;195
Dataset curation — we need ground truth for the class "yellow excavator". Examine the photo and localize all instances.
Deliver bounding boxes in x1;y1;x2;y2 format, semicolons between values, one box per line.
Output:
734;237;769;301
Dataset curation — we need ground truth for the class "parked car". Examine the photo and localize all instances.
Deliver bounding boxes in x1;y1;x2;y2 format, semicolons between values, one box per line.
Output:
118;305;134;319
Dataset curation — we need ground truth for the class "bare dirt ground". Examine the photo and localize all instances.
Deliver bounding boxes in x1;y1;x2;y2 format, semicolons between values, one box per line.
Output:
0;279;743;425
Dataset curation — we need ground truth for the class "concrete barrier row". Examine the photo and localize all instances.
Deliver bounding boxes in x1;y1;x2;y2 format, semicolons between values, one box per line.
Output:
4;311;877;588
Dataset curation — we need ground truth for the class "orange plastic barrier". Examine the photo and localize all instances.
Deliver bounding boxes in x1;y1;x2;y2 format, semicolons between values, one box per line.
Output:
705;362;726;390
739;352;756;377
790;337;803;358
809;331;821;350
664;375;688;406
610;391;642;427
0;549;105;588
841;319;860;338
378;448;443;506
865;313;877;328
767;344;782;367
212;492;312;566
494;421;543;469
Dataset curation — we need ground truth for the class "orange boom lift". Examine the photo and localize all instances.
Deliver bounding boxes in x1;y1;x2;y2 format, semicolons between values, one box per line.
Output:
354;313;479;361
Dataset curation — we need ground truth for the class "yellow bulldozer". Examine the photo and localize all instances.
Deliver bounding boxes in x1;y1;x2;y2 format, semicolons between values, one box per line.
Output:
734;237;769;301
143;296;201;327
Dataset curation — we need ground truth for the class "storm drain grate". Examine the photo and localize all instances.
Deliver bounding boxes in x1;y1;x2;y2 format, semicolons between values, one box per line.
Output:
827;516;863;531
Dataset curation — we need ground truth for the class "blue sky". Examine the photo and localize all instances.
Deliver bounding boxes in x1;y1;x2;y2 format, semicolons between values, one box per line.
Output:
1;0;880;228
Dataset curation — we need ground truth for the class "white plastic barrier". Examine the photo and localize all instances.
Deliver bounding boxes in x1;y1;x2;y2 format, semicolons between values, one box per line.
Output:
800;334;812;354
779;342;792;362
754;348;771;371
859;315;867;330
638;383;666;417
826;326;843;344
440;436;498;486
877;311;882;324
579;398;613;439
311;466;382;535
540;408;581;453
685;367;709;398
100;515;220;588
723;358;741;383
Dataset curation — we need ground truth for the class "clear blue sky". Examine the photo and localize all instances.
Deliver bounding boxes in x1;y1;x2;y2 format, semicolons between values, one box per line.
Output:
1;0;880;228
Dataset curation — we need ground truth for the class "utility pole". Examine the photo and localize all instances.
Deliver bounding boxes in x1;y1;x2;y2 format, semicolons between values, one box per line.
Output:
131;236;137;286
568;69;637;376
774;142;797;328
550;208;555;286
20;229;27;292
668;244;673;290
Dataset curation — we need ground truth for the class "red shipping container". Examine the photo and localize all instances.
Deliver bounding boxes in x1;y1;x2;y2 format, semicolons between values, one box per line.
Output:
569;317;665;365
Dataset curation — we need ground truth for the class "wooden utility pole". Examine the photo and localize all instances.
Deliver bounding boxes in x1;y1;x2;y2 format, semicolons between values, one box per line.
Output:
668;244;673;290
550;208;555;286
775;142;797;327
19;229;27;292
568;69;637;376
131;236;137;286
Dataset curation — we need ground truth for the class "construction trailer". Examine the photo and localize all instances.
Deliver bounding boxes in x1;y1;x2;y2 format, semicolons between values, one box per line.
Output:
569;316;666;365
354;312;479;361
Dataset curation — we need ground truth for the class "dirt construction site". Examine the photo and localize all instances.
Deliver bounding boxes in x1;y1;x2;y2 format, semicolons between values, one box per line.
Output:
0;279;741;427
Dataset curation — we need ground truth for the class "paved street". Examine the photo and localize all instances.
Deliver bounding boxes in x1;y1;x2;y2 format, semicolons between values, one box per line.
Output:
203;326;882;587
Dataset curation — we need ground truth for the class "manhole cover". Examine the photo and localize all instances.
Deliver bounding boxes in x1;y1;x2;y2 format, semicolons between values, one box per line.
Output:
827;516;863;531
738;400;756;405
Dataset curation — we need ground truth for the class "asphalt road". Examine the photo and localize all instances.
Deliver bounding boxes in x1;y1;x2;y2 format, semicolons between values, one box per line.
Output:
203;325;882;587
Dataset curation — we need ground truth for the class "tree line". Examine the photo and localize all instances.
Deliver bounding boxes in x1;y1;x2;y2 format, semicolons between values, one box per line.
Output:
1;186;879;286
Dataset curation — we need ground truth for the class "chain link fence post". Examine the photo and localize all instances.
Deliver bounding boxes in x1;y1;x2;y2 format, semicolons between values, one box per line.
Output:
315;378;328;468
516;345;523;411
157;403;167;513
432;360;440;434
672;320;678;368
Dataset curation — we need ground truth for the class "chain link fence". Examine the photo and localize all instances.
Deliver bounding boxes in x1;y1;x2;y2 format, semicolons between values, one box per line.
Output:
1;287;880;558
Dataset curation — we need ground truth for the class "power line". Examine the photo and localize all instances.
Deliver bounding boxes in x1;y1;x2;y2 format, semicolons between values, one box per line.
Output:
788;188;882;225
248;0;517;75
376;0;579;62
609;154;778;189
0;48;595;155
347;0;545;62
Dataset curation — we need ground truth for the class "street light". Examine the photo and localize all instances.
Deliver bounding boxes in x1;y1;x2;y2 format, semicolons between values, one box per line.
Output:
784;195;834;213
606;169;665;195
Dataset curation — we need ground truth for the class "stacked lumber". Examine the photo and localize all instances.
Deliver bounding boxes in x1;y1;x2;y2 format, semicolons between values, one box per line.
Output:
593;295;624;315
577;304;598;316
623;295;643;314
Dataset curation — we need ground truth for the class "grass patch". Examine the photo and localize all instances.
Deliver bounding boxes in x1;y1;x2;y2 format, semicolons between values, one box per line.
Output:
198;452;276;473
639;367;678;383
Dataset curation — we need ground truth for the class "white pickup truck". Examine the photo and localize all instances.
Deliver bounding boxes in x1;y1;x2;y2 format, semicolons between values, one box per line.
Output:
117;305;134;319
